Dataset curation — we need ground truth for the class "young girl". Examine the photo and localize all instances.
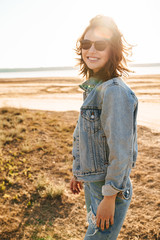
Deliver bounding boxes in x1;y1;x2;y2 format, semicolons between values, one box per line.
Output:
70;15;138;240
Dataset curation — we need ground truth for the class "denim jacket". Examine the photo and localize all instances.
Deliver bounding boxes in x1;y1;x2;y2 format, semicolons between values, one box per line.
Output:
72;77;138;196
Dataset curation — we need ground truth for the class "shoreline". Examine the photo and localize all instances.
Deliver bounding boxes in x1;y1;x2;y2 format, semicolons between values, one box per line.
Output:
0;73;160;81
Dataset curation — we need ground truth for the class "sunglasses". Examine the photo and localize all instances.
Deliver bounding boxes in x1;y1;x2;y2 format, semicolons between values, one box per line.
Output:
81;39;109;51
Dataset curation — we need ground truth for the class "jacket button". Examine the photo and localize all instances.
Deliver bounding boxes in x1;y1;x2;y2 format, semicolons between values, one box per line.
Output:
74;137;76;141
73;156;76;160
91;113;95;119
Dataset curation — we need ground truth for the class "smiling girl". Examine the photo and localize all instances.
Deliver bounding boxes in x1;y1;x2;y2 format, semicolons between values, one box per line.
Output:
70;15;138;239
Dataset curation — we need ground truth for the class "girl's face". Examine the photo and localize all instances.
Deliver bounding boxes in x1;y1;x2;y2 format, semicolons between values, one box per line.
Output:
82;27;112;73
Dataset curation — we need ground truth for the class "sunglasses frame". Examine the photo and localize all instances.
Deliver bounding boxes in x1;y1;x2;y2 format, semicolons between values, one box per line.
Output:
81;39;110;51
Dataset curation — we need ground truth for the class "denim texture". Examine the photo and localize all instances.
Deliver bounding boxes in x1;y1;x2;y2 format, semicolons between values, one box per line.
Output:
72;77;138;196
84;180;132;239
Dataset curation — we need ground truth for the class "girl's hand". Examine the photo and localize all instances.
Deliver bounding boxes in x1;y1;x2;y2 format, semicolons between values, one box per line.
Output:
96;194;117;231
70;176;83;194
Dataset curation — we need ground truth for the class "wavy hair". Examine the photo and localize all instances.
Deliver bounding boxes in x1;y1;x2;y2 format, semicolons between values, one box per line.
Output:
75;15;133;81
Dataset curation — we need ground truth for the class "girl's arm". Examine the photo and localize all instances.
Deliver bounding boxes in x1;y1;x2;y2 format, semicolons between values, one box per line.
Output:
100;84;137;196
97;84;137;230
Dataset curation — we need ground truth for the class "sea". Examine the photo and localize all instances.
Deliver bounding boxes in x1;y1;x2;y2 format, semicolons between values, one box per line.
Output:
0;64;160;79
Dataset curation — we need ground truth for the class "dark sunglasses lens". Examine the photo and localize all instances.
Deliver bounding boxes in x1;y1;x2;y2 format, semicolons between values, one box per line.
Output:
95;41;107;51
81;40;92;50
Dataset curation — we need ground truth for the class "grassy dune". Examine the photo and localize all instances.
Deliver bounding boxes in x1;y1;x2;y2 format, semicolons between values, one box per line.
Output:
0;107;159;240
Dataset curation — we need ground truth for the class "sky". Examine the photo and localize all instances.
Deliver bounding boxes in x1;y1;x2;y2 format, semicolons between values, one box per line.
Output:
0;0;160;68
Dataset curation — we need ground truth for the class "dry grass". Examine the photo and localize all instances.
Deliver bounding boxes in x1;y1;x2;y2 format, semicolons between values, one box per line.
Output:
35;174;64;200
0;107;159;240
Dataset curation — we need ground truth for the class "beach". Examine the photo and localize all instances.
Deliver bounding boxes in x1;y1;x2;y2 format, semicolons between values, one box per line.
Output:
0;75;160;239
0;74;160;132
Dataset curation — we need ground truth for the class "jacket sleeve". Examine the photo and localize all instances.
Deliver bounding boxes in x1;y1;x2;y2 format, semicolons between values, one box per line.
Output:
100;84;135;196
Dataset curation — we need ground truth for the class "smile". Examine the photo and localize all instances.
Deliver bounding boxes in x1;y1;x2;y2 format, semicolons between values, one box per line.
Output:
87;57;99;61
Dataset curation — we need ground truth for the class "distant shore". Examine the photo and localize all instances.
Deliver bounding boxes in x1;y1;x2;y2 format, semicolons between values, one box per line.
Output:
0;64;160;79
0;62;160;72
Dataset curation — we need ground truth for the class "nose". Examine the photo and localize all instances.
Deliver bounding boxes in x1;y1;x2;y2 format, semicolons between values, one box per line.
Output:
88;43;96;52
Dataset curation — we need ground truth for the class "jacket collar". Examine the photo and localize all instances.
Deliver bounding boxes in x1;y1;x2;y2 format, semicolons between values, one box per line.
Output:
79;77;103;93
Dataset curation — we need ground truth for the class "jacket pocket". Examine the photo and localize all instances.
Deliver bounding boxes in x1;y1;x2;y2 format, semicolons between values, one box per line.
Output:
81;108;101;133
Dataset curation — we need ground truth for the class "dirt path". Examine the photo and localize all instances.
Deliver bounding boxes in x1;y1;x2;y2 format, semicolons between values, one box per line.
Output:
138;102;160;132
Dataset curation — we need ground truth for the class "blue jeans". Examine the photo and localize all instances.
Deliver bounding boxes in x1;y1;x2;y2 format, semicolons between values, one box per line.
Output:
84;180;132;240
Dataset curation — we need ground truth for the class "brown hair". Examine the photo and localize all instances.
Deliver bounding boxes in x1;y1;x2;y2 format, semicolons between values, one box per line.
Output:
75;15;132;81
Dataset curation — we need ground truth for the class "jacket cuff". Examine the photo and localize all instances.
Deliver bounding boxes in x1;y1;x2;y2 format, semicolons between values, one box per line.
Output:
102;184;120;196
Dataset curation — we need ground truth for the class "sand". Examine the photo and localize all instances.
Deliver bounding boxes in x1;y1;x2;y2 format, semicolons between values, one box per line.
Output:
0;75;160;132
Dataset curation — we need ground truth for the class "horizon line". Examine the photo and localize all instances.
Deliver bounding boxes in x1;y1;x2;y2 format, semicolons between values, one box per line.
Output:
0;62;160;72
